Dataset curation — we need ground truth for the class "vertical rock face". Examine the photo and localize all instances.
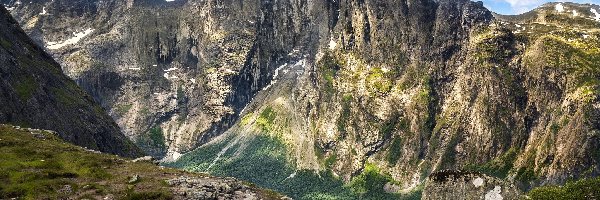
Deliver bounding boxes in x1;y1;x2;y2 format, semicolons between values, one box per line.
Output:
3;0;600;198
0;6;142;158
422;170;520;200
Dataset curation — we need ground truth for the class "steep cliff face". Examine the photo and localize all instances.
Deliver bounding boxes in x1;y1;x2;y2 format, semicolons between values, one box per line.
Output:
2;0;317;159
3;0;600;198
0;6;142;158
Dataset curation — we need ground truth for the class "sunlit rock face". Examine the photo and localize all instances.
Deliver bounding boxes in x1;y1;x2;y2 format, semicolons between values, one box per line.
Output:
3;0;600;198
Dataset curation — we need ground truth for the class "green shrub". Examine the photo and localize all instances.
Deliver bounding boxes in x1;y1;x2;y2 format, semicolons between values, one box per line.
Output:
527;177;600;200
347;163;402;199
386;138;402;165
466;148;518;178
13;75;38;101
257;106;277;132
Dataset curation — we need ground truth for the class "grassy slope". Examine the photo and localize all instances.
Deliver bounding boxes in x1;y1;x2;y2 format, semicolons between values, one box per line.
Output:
0;124;281;200
167;133;421;200
526;177;600;200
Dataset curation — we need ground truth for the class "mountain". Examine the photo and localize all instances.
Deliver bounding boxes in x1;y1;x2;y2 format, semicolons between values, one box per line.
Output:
0;5;142;158
0;124;285;199
3;0;600;199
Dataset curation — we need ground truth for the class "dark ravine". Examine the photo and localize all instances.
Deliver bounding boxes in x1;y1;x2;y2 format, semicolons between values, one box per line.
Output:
0;5;142;158
2;0;600;199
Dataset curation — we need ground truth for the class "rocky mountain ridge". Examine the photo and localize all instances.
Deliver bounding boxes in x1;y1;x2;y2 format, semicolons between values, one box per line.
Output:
2;0;599;199
0;5;142;158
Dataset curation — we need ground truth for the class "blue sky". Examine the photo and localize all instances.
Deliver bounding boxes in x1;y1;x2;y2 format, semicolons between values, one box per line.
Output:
480;0;599;15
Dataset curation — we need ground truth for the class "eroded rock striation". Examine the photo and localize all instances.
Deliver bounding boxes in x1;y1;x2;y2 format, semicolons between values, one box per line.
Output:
0;5;142;157
3;0;600;198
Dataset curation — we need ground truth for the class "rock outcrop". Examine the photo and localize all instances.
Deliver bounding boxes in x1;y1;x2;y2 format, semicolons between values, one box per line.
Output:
0;5;142;157
422;170;519;200
3;0;600;198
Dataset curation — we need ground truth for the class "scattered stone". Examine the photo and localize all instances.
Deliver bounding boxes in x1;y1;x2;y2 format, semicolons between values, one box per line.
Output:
57;185;73;194
128;174;140;184
131;156;154;163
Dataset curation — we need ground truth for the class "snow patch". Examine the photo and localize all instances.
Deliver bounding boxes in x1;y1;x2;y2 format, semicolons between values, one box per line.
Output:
190;78;196;84
46;28;94;50
166;0;175;2
129;67;141;70
591;8;600;21
164;67;178;72
39;6;47;15
485;186;503;200
172;152;182;160
262;63;288;91
555;3;565;13
473;177;484;188
572;10;579;17
328;38;337;50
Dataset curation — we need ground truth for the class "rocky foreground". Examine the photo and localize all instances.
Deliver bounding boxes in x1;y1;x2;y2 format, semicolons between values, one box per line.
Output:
0;124;286;199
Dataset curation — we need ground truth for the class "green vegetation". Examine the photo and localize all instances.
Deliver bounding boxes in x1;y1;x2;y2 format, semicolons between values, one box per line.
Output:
473;30;515;65
336;95;352;138
257;107;277;132
324;153;338;169
240;113;253;126
318;52;341;95
526;35;600;102
347;163;404;200
527;177;600;200
466;148;519;178
386;138;402;165
115;104;133;115
167;135;351;199
50;82;87;108
148;126;166;149
366;67;393;94
0;125;175;199
168;134;420;200
13;75;38;101
0;37;12;50
176;86;185;100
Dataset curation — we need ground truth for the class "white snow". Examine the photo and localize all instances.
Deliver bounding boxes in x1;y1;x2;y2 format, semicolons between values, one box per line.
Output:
555;3;565;13
190;78;196;84
262;63;288;91
328;38;337;50
171;152;182;160
46;28;94;50
591;8;600;21
163;73;170;79
164;67;178;72
129;67;141;70
152;64;158;67
572;10;579;17
473;177;484;188
515;24;521;28
39;6;47;15
485;186;503;200
583;34;590;39
166;0;175;2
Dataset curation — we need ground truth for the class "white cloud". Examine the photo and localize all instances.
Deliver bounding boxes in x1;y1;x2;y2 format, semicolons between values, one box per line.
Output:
495;0;600;14
503;0;546;13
